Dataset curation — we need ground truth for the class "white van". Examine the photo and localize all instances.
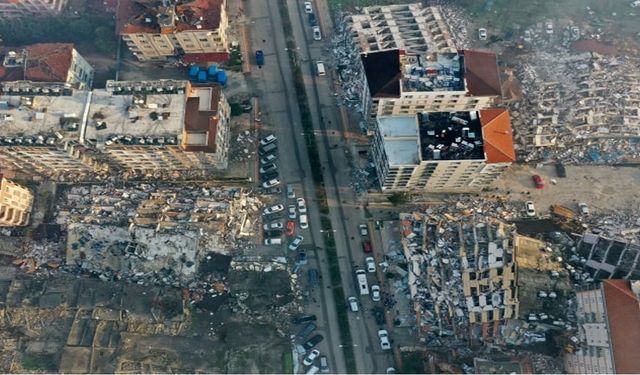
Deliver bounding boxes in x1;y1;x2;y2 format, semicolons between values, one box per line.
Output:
356;269;369;295
300;214;308;229
316;61;326;76
306;365;320;375
264;238;282;245
348;296;359;312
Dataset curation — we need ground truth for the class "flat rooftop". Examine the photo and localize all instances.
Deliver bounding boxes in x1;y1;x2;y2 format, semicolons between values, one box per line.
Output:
402;52;464;92
419;111;484;161
377;116;420;166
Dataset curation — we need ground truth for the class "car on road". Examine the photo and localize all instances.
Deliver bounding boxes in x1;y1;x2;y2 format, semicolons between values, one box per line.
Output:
255;50;264;66
260;154;276;165
532;174;544;189
359;224;368;236
286;220;296;236
578;202;590;215
260;134;277;146
478;28;487;40
297;198;307;213
319;356;329;373
304;1;313;13
297;249;307;265
378;330;391;350
262;178;280;189
263;204;284;215
259;163;278;174
263;221;283;230
289;235;304;250
386;368;397;374
362;241;372;253
303;349;320;366
308;13;317;26
292;314;316;324
545;21;553;34
308;268;319;288
299;214;309;229
312;26;322;41
525;201;536;217
303;334;324;350
365;257;376;273
287;184;296;199
348;296;359;312
371;285;381;302
288;204;297;219
264;238;282;245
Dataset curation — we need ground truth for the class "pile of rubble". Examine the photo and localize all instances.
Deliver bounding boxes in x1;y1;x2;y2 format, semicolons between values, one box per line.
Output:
510;51;640;164
330;13;367;112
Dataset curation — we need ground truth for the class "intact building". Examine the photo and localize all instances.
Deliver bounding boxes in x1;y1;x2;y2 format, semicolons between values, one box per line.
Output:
565;280;640;374
372;108;515;192
0;0;66;17
0;177;34;227
0;80;231;180
0;44;94;89
117;0;229;62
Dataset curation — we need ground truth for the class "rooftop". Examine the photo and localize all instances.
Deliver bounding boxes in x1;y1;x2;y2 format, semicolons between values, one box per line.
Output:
117;0;224;34
361;50;401;99
0;43;74;84
401;51;464;93
602;280;640;374
377;116;420;166
462;49;502;96
479;109;516;163
182;86;222;153
419;111;484;161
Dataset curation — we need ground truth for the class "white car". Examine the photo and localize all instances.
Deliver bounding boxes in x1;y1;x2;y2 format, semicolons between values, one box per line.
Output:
365;257;376;273
260;154;277;165
359;224;368;236
578;202;589;215
525;201;536;217
633;0;640;7
262;178;281;188
299;214;309;229
545;22;553;34
289;235;304;251
378;330;391;350
304;1;312;13
287;184;296;199
297;198;307;213
371;285;381;302
303;349;320;366
263;221;283;230
260;134;277;146
288;204;297;219
263;204;284;215
312;26;321;41
478;28;487;40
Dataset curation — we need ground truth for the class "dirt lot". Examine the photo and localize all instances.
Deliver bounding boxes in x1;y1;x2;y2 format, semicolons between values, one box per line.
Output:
492;164;640;215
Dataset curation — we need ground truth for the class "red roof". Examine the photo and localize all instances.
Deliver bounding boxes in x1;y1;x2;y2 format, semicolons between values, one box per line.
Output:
462;49;502;96
182;52;229;64
0;43;73;83
118;0;224;34
480;108;516;163
602;280;640;374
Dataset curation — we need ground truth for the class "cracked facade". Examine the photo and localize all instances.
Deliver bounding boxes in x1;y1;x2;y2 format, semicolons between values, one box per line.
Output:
0;177;34;227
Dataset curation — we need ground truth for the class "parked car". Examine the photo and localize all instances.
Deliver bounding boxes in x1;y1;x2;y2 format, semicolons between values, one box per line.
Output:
348;296;359;312
264;238;282;245
260;154;277;165
319;356;329;373
289;235;304;251
297;198;307;213
362;241;372;253
264;186;281;195
260;134;277;146
378;330;391;350
259;143;277;155
478;28;487;40
308;13;317;26
286;220;296;236
578;202;590;215
263;221;283;230
259;163;278;174
545;21;553;34
261;171;279;182
365;257;376;273
262;178;280;189
292;314;317;324
303;334;324;350
525;201;536;217
264;229;283;238
263;204;284;215
287;184;296;199
304;1;313;13
386;368;397;374
297;249;307;265
371;285;381;302
288;204;297;219
299;214;309;229
532;175;544;189
555;163;567;177
312;26;322;40
308;268;319;288
296;323;317;341
303;349;320;366
359;224;368;236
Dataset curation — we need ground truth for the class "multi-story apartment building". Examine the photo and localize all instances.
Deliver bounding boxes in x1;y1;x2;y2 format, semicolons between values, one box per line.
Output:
0;0;66;17
371;108;515;192
0;44;94;89
0;177;34;226
0;80;231;180
565;280;640;374
361;49;503;121
117;0;229;62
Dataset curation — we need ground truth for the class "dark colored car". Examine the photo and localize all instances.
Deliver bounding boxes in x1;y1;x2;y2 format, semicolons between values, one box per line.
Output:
532;175;544;189
295;322;316;341
261;171;279;181
362;241;373;253
264;229;283;238
303;334;324;350
292;314;317;324
308;13;317;26
555;163;566;178
265;187;282;195
308;269;319;288
255;50;264;66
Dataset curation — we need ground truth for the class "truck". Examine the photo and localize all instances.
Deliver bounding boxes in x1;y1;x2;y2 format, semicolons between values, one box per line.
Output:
356;269;369;295
255;50;264;66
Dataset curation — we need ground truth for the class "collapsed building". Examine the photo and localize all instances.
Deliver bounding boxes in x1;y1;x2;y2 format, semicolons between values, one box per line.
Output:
0;177;34;227
575;233;640;280
0;80;231;181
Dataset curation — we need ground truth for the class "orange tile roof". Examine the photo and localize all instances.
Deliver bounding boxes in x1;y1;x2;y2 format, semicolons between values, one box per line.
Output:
118;0;224;35
480;108;515;164
602;280;640;374
462;49;502;96
0;43;73;83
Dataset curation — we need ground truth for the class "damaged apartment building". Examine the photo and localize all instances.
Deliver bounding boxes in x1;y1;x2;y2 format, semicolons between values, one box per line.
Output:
0;79;231;181
400;213;518;342
575;233;640;280
0;177;34;227
117;0;229;63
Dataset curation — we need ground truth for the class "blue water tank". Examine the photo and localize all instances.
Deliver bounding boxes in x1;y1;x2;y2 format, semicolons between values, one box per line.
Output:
207;64;218;78
188;65;200;78
216;70;227;85
197;71;208;83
